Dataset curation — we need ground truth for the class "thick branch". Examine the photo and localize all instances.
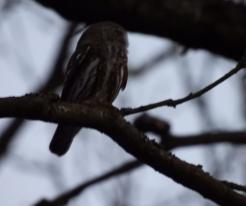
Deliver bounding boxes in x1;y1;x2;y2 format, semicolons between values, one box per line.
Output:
0;94;245;205
35;0;246;60
35;112;246;205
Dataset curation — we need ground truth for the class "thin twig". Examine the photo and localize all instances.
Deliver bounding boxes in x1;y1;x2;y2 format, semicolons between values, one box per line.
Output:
121;57;246;116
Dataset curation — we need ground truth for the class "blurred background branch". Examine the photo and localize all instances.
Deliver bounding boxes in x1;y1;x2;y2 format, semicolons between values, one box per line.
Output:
0;23;77;160
35;0;246;60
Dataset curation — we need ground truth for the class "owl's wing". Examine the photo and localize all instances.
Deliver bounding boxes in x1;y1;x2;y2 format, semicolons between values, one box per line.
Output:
61;45;91;100
120;63;128;90
120;53;128;90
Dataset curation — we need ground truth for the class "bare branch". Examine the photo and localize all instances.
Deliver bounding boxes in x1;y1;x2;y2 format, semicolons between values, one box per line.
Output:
133;114;246;149
121;57;246;115
33;113;246;205
167;132;246;149
0;94;245;205
35;0;246;60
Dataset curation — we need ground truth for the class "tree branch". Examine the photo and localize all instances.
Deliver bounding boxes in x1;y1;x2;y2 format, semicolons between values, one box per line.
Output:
35;0;246;60
121;57;246;115
133;114;246;149
0;94;245;205
34;113;246;206
167;132;246;149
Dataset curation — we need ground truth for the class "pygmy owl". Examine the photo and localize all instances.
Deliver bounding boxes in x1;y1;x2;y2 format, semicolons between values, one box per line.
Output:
49;21;128;156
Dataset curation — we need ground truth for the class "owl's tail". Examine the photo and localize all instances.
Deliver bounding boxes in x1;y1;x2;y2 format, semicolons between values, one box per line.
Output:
49;124;81;156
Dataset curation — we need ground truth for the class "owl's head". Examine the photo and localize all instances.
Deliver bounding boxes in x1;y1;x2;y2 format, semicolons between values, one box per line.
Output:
77;21;128;48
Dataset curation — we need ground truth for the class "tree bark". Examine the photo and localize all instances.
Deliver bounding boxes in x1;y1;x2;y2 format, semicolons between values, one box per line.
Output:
35;0;246;60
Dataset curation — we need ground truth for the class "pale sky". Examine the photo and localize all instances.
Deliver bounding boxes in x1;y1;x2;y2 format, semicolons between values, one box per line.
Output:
0;1;245;206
